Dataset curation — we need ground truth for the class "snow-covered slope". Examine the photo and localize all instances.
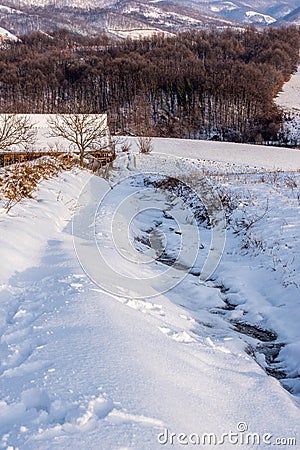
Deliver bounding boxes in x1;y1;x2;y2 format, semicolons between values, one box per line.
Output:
210;1;238;13
3;0;300;34
137;137;300;170
0;0;240;38
245;10;277;24
0;4;23;14
276;67;300;146
0;140;300;448
0;25;18;41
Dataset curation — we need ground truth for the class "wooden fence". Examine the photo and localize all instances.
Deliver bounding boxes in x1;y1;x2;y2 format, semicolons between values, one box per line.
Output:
0;150;115;168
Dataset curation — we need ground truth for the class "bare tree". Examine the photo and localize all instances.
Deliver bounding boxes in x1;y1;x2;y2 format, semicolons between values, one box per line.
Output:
47;114;111;166
0;114;37;152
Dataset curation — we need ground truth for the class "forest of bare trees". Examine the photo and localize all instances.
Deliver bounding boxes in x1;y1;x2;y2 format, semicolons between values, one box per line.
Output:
0;26;299;143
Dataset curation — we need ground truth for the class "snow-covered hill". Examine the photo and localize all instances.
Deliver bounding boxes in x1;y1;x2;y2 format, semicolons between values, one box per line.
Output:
0;0;241;38
2;0;300;36
0;25;18;41
276;66;300;146
279;5;300;25
0;139;300;448
245;10;276;24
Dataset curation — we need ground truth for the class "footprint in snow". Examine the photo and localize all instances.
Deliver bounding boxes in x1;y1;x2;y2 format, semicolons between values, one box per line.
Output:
24;390;164;442
125;299;165;316
158;327;196;343
205;336;232;354
58;273;89;293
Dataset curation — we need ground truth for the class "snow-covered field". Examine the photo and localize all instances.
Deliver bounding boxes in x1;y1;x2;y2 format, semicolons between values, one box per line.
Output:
108;28;174;39
129;137;300;170
0;140;300;449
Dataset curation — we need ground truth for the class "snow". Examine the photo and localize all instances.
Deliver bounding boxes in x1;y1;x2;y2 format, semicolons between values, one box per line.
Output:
276;66;300;146
276;67;300;110
0;5;23;14
136;6;201;25
0;26;18;42
0;140;300;448
108;28;174;39
210;2;238;12
126;136;300;170
245;11;277;24
1;114;109;153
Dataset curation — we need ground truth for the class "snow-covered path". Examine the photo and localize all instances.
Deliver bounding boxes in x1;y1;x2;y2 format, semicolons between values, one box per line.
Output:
1;166;300;449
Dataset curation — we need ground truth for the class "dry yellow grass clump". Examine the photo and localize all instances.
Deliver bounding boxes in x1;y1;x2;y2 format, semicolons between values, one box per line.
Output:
0;156;77;211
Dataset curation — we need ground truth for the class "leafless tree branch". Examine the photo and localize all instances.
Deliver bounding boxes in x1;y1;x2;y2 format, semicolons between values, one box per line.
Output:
47;114;111;165
0;114;37;152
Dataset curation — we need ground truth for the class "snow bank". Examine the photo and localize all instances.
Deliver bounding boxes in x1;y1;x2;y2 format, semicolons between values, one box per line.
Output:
0;148;299;449
0;168;90;284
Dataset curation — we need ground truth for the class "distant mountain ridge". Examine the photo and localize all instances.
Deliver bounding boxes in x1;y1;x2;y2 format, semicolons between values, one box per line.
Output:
278;5;300;25
0;0;240;38
0;0;299;38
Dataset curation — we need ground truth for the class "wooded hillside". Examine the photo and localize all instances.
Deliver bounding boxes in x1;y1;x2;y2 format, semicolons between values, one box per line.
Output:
0;26;299;143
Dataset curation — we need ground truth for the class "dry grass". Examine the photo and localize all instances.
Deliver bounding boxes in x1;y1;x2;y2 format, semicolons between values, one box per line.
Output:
0;156;78;212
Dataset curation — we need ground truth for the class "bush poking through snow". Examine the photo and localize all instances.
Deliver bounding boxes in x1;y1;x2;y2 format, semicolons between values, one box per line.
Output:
137;136;153;154
0;157;76;212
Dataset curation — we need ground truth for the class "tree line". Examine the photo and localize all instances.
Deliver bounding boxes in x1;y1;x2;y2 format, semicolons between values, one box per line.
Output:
0;26;299;143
